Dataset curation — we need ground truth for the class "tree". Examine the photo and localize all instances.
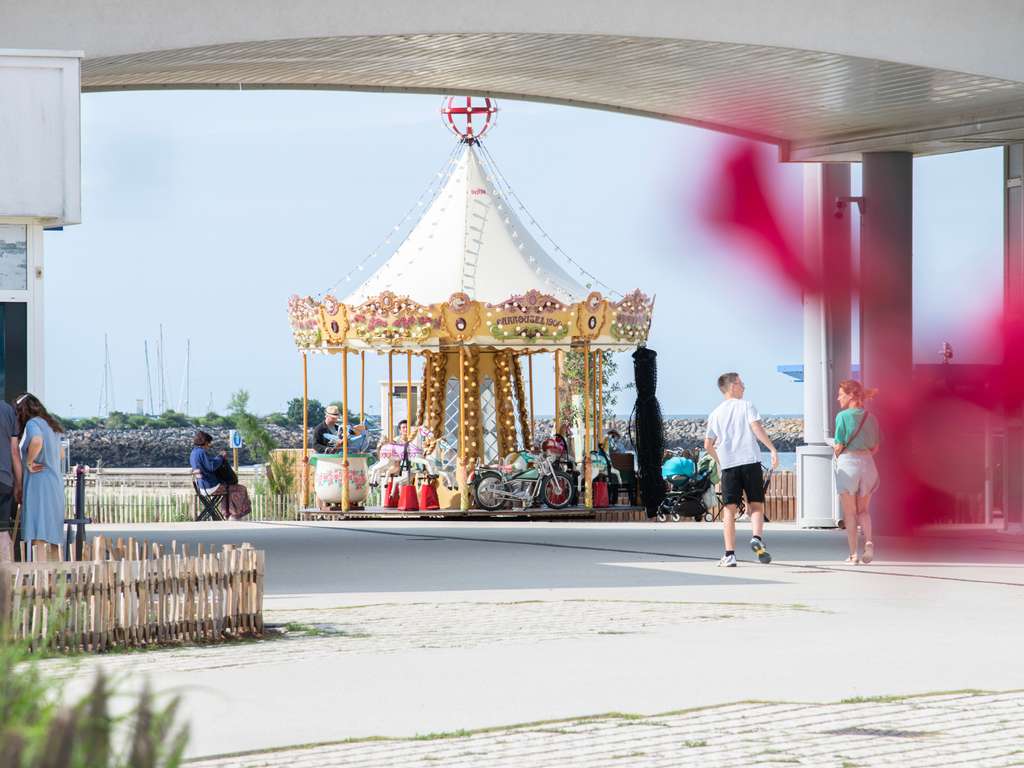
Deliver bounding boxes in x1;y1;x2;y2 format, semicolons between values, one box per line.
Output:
557;351;621;431
286;397;324;426
105;411;130;429
227;390;251;417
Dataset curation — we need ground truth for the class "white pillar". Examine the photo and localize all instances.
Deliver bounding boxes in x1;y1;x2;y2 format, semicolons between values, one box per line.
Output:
797;164;851;528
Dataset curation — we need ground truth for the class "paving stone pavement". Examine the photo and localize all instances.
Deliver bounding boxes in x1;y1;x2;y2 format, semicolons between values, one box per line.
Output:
186;690;1024;767
44;599;816;676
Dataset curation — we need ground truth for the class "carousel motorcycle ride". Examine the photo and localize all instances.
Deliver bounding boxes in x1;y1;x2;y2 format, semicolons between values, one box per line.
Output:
471;444;574;511
542;434;620;506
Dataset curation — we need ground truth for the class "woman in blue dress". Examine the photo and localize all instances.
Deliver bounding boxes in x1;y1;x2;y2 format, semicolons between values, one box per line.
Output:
14;393;65;561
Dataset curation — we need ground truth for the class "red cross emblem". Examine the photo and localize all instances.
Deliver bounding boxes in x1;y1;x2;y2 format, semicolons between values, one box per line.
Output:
441;96;498;142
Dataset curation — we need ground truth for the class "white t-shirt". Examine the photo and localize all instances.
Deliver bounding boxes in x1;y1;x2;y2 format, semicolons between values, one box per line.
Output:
705;399;762;470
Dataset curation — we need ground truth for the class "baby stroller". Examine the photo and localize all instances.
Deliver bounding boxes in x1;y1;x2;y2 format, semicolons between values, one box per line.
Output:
656;468;713;522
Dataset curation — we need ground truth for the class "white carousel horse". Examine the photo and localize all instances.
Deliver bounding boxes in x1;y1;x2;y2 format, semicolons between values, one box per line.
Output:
367;425;455;488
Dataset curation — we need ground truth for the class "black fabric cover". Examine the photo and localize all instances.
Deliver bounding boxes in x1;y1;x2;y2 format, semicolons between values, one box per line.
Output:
631;347;665;517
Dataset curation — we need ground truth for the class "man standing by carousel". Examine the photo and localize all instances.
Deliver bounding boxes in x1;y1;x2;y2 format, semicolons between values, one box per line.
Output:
312;405;371;454
703;372;778;567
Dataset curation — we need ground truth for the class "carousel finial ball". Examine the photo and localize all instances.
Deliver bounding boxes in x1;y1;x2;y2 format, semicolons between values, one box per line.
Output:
441;96;499;141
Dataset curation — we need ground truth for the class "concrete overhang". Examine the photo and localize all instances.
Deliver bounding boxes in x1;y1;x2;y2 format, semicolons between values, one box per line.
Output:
6;1;1024;161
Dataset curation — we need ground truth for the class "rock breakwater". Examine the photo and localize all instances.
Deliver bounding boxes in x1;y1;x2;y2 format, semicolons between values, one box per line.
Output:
66;418;804;468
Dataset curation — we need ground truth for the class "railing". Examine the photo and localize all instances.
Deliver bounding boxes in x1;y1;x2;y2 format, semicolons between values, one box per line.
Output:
0;538;265;653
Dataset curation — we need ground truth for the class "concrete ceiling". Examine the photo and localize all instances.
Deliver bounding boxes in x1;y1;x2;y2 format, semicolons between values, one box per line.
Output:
74;33;1024;161
7;1;1024;161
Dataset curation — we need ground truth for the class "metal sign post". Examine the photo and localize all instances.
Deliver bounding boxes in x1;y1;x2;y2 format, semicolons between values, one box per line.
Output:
229;429;243;471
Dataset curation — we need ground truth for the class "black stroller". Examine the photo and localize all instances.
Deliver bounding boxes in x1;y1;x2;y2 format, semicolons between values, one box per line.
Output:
656;469;712;522
656;456;774;523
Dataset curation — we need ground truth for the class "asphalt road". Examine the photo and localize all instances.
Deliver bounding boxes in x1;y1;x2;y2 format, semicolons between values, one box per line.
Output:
88;520;1024;594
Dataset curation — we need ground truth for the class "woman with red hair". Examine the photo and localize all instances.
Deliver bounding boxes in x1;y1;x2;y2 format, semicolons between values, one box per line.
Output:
834;380;881;564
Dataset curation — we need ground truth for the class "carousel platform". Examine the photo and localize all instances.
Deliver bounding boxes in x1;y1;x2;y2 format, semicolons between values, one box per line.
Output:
297;505;649;522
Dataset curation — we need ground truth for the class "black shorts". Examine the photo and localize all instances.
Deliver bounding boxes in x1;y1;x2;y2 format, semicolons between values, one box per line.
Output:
720;462;765;506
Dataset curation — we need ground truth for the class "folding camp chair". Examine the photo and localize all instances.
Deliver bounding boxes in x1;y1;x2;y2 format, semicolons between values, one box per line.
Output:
192;470;226;522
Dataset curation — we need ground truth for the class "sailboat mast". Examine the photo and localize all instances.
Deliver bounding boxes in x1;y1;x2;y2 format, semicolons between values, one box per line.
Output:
144;340;155;415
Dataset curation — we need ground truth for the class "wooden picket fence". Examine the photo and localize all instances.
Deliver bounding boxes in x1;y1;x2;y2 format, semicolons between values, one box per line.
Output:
64;489;300;524
0;536;264;653
762;470;797;522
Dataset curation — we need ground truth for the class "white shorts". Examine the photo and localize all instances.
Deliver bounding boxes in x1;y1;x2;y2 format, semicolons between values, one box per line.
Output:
835;452;879;496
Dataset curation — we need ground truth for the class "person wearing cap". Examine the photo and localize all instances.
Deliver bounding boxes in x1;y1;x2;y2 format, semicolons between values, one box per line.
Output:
312;405;370;454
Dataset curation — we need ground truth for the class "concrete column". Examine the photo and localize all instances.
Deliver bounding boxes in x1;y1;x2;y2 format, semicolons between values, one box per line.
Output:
860;153;913;393
860;152;913;523
1004;144;1024;527
797;163;851;528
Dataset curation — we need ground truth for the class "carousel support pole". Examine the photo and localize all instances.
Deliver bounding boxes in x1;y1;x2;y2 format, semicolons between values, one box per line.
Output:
583;343;593;509
387;350;394;440
359;351;365;424
302;352;309;508
554;351;561;433
596;350;604;452
459;346;469;511
528;352;536;444
406;350;413;427
422;352;432;427
342;349;350;513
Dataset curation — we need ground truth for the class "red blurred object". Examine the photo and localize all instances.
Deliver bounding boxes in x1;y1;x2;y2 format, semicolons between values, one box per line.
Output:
592;480;609;508
418;482;440;511
397;484;419;511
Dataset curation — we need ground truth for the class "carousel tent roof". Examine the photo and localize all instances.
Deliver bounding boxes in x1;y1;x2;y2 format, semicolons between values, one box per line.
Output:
343;143;588;306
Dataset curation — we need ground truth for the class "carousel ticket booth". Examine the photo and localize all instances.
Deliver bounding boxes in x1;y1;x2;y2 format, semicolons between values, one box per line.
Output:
288;98;653;516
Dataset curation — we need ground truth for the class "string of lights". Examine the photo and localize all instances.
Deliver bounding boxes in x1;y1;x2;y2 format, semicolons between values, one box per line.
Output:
476;142;623;300
318;139;465;300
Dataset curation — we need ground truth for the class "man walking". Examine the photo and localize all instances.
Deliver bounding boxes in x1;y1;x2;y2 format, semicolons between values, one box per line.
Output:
704;372;778;567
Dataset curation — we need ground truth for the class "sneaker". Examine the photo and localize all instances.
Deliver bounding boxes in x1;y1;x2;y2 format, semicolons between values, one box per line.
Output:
717;553;737;567
843;554;860;565
861;541;874;564
750;538;772;564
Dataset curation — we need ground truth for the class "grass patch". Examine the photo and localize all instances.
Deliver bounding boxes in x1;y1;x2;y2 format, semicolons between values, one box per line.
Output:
276;622;370;639
682;739;708;748
612;752;645;759
839;689;990;705
412;729;474;741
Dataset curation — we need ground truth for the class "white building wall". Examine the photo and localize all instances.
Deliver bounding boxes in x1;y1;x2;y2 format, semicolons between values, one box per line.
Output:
0;50;81;225
0;50;81;400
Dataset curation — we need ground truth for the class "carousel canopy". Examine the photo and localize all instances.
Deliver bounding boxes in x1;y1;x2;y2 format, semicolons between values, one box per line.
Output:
288;97;654;353
343;143;586;306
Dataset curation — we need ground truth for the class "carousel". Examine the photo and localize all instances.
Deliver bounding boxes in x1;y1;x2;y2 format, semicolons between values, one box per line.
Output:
287;97;655;515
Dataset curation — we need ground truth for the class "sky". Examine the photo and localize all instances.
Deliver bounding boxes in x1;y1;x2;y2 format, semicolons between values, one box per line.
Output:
43;90;1004;419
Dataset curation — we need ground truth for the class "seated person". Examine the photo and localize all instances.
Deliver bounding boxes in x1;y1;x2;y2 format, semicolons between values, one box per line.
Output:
189;430;251;520
605;428;629;454
312;404;371;454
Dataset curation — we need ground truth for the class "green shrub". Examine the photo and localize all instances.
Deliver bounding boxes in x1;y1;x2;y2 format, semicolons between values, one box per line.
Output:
286;397;324;427
265;412;291;427
267;452;296;495
0;637;188;766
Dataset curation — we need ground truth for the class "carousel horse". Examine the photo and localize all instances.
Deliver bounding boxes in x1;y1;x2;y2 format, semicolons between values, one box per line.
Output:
367;425;454;488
